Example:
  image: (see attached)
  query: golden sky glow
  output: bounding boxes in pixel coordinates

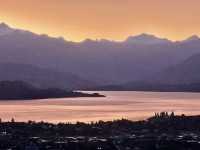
[0,0,200,41]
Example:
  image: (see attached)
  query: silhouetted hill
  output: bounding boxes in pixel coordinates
[92,53,200,91]
[154,54,200,85]
[0,63,95,90]
[90,52,200,92]
[0,81,104,100]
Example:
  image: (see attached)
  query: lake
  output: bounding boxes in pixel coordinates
[0,91,200,123]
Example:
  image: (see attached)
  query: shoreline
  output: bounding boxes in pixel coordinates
[0,92,105,101]
[0,113,198,124]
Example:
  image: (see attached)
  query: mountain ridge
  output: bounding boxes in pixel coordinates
[1,22,199,43]
[1,22,200,86]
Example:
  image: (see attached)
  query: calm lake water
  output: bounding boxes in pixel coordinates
[0,91,200,123]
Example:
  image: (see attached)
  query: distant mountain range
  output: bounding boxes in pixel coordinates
[1,22,200,90]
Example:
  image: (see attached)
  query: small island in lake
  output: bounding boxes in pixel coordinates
[0,81,105,100]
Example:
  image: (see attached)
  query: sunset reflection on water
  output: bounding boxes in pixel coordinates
[0,91,200,123]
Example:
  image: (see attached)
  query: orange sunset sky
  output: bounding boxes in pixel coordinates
[0,0,200,41]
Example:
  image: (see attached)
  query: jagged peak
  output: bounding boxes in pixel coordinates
[0,22,10,29]
[0,22,15,36]
[126,33,157,39]
[185,35,200,41]
[125,33,171,44]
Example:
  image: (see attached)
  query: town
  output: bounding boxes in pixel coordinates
[0,112,200,149]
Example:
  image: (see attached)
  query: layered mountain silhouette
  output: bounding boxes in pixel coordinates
[1,22,200,89]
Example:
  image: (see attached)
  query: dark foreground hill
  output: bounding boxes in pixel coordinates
[0,81,104,100]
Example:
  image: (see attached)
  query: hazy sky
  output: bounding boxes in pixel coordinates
[0,0,200,41]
